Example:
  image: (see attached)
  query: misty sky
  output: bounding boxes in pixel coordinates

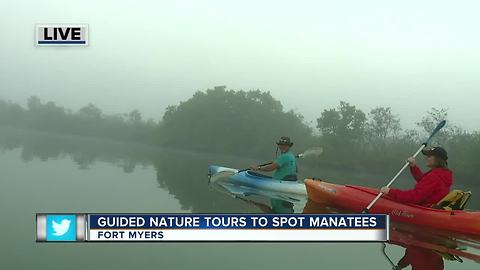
[1,0,479,130]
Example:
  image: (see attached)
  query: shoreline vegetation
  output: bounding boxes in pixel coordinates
[1,86,478,182]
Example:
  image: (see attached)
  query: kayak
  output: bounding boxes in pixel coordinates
[304,179,480,236]
[208,165,306,195]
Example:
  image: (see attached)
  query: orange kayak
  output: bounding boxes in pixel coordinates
[304,179,480,236]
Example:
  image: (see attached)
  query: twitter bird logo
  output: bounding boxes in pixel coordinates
[52,219,71,236]
[46,215,77,241]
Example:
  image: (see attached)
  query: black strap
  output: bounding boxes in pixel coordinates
[282,174,298,181]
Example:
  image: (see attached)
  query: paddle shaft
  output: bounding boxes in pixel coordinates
[362,120,446,213]
[259,154,301,167]
[364,145,425,212]
[238,154,304,173]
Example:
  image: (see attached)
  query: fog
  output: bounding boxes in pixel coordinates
[1,0,479,129]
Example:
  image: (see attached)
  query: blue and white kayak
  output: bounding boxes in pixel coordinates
[208,165,306,195]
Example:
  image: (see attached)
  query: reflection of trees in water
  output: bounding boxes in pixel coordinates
[152,150,256,213]
[0,129,23,152]
[0,127,154,171]
[0,127,254,213]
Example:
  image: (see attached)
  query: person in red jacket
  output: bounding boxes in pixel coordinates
[380,147,453,207]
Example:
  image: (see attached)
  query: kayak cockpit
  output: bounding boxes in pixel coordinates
[245,170,273,179]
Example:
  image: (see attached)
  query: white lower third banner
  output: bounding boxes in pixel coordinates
[88,229,387,242]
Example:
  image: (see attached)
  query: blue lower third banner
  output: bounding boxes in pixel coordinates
[37,214,389,242]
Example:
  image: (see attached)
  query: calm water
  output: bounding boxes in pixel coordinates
[0,127,478,269]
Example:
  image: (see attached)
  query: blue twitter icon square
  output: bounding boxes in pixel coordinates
[46,215,77,241]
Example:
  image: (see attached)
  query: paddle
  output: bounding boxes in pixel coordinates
[209,147,323,183]
[362,120,446,213]
[238,146,323,173]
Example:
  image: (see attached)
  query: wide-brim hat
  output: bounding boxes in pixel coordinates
[276,136,293,146]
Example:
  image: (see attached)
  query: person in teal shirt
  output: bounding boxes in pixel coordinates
[250,136,297,181]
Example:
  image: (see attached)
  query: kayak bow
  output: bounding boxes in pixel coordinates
[208,165,306,195]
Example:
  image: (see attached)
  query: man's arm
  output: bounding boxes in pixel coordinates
[257,163,278,172]
[250,155,285,172]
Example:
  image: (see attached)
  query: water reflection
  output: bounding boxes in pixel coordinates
[2,126,479,267]
[209,178,303,214]
[208,177,480,266]
[0,127,155,171]
[0,127,269,212]
[0,127,310,213]
[306,198,480,266]
[388,222,480,265]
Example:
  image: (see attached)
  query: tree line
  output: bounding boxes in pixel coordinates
[0,86,478,182]
[0,96,158,144]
